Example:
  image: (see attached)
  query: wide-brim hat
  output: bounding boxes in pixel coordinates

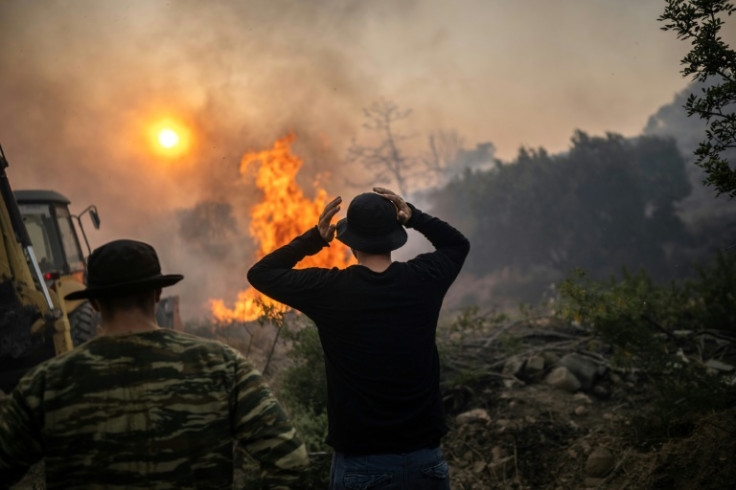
[65,239,183,300]
[336,192,407,254]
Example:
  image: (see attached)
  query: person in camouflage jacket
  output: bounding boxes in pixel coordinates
[0,239,308,489]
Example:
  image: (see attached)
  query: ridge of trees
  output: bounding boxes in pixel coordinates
[429,130,696,287]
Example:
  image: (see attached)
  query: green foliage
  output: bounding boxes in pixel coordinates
[253,300,291,376]
[271,318,331,487]
[555,253,736,440]
[660,0,736,198]
[686,249,736,330]
[280,324,328,421]
[557,268,684,370]
[498,332,524,357]
[450,305,507,337]
[276,320,331,473]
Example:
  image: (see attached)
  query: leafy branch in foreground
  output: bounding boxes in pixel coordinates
[660,0,736,197]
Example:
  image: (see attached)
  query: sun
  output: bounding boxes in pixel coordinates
[148,118,192,158]
[158,128,180,149]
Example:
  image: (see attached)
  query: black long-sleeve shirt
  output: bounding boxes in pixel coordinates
[247,204,470,454]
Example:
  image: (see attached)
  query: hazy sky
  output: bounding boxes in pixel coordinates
[0,0,722,317]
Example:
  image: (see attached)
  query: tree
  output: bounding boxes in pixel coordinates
[660,0,736,198]
[430,131,692,283]
[422,130,464,185]
[347,99,416,196]
[347,100,473,194]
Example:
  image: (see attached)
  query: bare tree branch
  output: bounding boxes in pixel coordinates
[347,99,416,196]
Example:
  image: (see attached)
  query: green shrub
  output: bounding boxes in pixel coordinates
[279,324,328,446]
[277,321,331,488]
[555,252,736,442]
[686,249,736,333]
[244,308,328,445]
[557,267,683,370]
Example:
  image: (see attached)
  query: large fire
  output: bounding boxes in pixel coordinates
[209,134,355,322]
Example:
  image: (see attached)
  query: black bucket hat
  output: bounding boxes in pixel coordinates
[65,239,183,300]
[336,193,407,254]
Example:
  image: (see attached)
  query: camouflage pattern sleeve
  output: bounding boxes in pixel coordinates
[229,351,310,489]
[0,368,44,486]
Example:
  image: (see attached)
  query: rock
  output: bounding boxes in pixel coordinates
[584,477,606,488]
[503,377,524,389]
[503,355,525,377]
[585,447,615,478]
[592,384,612,400]
[545,366,581,393]
[573,393,592,404]
[524,354,546,379]
[543,351,560,366]
[456,408,491,425]
[596,363,608,377]
[557,353,601,390]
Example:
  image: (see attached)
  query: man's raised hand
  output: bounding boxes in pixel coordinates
[373,187,412,225]
[318,196,342,242]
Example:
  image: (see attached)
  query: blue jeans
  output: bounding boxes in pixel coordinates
[329,446,450,490]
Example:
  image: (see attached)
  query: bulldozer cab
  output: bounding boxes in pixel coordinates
[15,191,87,279]
[15,190,101,346]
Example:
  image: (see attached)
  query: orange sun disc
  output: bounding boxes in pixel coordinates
[158,128,180,148]
[148,118,191,158]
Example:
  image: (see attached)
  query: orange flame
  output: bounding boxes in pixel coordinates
[209,134,355,322]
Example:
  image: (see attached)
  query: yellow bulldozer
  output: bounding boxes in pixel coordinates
[14,189,101,347]
[0,146,78,393]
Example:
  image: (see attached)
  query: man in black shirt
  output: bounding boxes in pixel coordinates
[248,187,469,489]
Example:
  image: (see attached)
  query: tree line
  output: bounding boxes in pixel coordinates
[427,130,705,291]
